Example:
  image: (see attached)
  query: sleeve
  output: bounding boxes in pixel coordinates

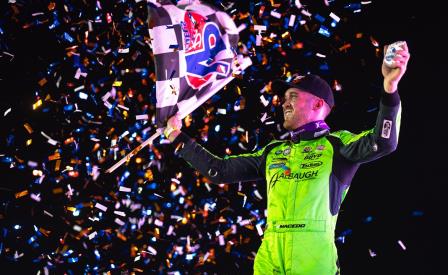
[171,132,281,184]
[330,90,402,163]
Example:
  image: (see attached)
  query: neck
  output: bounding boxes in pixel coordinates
[293,120,328,133]
[296,114,325,129]
[289,120,330,142]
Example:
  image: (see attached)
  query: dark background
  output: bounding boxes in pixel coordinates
[336,2,445,274]
[1,0,445,274]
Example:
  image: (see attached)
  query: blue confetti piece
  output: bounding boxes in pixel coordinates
[340,228,352,236]
[28,236,36,244]
[412,210,424,217]
[318,26,331,37]
[64,104,74,111]
[1,156,13,163]
[68,257,78,263]
[283,18,290,29]
[319,63,330,71]
[48,21,59,30]
[229,135,238,145]
[345,3,362,11]
[314,14,325,23]
[336,236,345,243]
[85,112,94,119]
[63,249,74,257]
[63,32,74,43]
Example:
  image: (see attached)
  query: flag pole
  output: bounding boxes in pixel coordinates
[105,129,163,173]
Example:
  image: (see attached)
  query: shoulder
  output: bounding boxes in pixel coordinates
[226,140,285,159]
[329,129,374,145]
[261,139,286,155]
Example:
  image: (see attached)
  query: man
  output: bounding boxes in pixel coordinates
[163,42,410,274]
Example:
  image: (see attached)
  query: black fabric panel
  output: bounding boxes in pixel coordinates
[327,135,359,215]
[175,133,265,184]
[329,174,347,216]
[327,135,360,185]
[156,104,178,127]
[154,51,180,81]
[147,3,174,27]
[178,76,197,102]
[174,24,185,51]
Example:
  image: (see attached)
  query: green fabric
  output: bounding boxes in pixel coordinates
[330,129,373,145]
[254,137,339,274]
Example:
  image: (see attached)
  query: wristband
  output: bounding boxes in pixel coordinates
[164,127,177,138]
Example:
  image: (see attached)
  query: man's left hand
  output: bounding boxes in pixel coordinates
[382,41,411,93]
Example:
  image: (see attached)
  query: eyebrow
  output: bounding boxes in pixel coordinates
[285,91,298,97]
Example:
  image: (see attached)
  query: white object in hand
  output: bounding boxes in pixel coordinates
[384,41,405,67]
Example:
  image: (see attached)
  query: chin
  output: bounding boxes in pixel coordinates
[283,121,294,131]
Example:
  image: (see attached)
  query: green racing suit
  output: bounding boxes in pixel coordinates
[171,91,401,274]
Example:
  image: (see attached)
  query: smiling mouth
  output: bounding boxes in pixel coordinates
[284,110,293,117]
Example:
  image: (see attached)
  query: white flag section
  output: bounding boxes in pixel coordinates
[106,0,251,173]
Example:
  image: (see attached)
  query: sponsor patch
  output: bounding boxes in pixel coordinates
[316,145,325,151]
[300,161,323,169]
[302,146,312,153]
[269,163,286,170]
[272,157,287,162]
[381,119,392,139]
[278,223,305,229]
[283,146,291,156]
[304,153,322,160]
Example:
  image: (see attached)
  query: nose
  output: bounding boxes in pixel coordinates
[282,98,291,109]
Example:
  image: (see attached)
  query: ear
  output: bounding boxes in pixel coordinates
[313,99,324,110]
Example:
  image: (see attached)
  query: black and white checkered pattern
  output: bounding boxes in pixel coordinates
[147,0,247,127]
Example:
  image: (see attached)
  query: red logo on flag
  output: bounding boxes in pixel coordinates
[183,11,230,90]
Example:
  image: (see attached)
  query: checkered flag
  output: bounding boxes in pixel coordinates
[105,1,251,173]
[147,0,251,127]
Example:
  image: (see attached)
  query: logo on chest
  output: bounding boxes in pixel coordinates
[300,161,323,169]
[304,153,322,160]
[269,170,319,190]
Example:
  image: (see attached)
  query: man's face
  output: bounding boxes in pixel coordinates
[282,88,314,130]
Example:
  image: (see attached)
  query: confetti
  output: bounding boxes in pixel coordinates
[94,203,108,212]
[0,0,414,273]
[4,108,12,116]
[397,240,407,250]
